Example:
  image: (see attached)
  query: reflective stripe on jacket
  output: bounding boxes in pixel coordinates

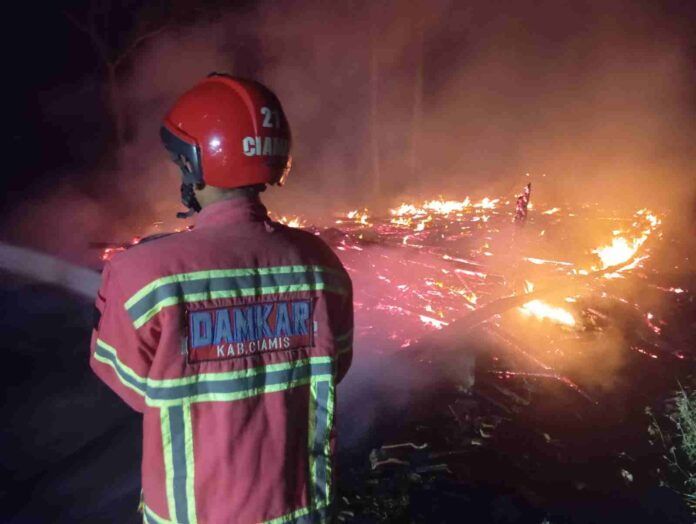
[90,195,353,524]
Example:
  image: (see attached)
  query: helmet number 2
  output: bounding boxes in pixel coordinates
[260,107,281,129]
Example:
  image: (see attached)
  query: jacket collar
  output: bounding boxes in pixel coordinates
[194,195,269,229]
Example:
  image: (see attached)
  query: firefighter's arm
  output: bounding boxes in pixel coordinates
[335,272,354,384]
[90,262,153,412]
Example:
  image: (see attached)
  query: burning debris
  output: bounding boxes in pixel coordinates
[95,187,688,376]
[92,186,695,521]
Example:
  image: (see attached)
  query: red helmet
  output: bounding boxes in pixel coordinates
[161,74,292,190]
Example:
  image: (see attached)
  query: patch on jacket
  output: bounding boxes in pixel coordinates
[186,299,315,362]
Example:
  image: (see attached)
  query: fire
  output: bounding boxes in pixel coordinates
[520,299,577,327]
[96,197,671,374]
[390,216,413,227]
[389,196,500,218]
[591,209,660,270]
[415,216,433,232]
[275,215,306,228]
[344,209,371,225]
[423,197,471,214]
[419,314,449,329]
[391,198,472,217]
[593,236,646,269]
[473,197,499,209]
[519,281,576,327]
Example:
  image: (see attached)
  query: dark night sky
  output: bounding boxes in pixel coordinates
[9,2,116,205]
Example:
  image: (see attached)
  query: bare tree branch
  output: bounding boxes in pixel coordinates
[62,10,92,38]
[62,10,110,66]
[113,23,170,69]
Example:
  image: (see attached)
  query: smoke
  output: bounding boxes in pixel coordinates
[2,0,693,436]
[91,0,696,231]
[5,0,694,259]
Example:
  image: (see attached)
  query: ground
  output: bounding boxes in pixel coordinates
[1,200,695,522]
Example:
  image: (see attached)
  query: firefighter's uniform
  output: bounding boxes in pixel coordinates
[90,75,353,524]
[91,73,353,524]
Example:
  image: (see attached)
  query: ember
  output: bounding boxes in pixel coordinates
[519,299,576,327]
[98,193,671,354]
[591,209,661,270]
[92,189,694,521]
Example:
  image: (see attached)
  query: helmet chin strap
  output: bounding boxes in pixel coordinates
[177,182,202,219]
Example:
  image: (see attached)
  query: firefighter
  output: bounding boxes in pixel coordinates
[90,73,353,524]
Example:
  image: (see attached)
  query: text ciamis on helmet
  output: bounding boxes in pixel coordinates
[160,73,292,216]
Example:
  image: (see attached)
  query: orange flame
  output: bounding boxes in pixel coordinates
[520,299,577,327]
[591,209,660,270]
[519,281,576,327]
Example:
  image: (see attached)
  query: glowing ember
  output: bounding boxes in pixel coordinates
[390,198,472,217]
[415,216,433,232]
[593,236,646,269]
[419,314,449,329]
[473,197,499,209]
[524,257,574,266]
[519,299,576,327]
[344,209,371,225]
[591,209,660,270]
[542,207,561,215]
[519,282,576,326]
[275,215,306,228]
[95,195,680,398]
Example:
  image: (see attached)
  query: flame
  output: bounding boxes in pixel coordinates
[391,197,472,217]
[524,257,574,267]
[591,210,660,270]
[419,314,449,329]
[415,215,433,232]
[520,299,576,327]
[390,196,502,217]
[390,216,413,227]
[593,236,647,269]
[276,215,306,228]
[345,209,370,225]
[473,197,499,209]
[519,280,576,326]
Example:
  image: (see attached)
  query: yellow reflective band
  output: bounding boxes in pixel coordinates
[94,339,146,397]
[307,379,319,508]
[143,505,173,524]
[261,504,325,524]
[146,375,332,408]
[146,356,332,389]
[160,409,178,523]
[324,381,336,505]
[182,403,198,524]
[125,265,345,310]
[132,282,345,329]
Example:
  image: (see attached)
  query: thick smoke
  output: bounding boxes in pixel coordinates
[100,0,696,231]
[6,0,695,261]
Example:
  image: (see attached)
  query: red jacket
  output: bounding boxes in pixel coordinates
[90,196,353,524]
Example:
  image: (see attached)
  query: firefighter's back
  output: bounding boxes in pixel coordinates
[94,197,352,524]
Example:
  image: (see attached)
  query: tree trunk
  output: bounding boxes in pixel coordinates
[368,7,381,199]
[410,19,424,180]
[106,63,126,148]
